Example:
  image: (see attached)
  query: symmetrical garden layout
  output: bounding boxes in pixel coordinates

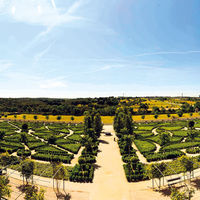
[1,119,200,185]
[119,120,200,183]
[0,121,98,182]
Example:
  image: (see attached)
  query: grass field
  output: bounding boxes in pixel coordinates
[3,112,200,124]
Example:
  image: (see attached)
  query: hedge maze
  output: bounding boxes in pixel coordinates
[114,108,200,182]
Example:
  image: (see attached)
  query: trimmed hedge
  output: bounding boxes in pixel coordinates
[134,140,156,154]
[17,149,31,157]
[162,142,200,151]
[146,151,185,162]
[69,164,94,183]
[78,155,96,164]
[31,153,73,164]
[57,143,81,154]
[123,162,146,182]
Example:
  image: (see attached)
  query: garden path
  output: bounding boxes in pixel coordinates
[152,128,158,135]
[90,125,131,200]
[132,141,148,164]
[154,142,161,153]
[8,125,171,200]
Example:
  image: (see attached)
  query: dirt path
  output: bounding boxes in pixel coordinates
[152,128,158,135]
[154,142,161,153]
[90,125,131,200]
[7,125,174,200]
[132,141,148,164]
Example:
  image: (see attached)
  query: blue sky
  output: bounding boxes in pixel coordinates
[0,0,200,97]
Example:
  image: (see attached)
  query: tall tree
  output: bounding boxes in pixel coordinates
[21,159,34,185]
[93,113,103,137]
[84,112,93,132]
[0,175,11,199]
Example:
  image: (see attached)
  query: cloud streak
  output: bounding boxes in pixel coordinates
[134,50,200,57]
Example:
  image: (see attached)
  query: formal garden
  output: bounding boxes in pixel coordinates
[114,109,200,187]
[0,112,103,188]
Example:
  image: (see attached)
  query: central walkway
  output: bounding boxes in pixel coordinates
[8,125,171,200]
[90,125,130,200]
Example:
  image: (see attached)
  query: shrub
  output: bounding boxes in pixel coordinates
[69,164,94,183]
[146,151,185,162]
[134,140,156,154]
[17,149,31,157]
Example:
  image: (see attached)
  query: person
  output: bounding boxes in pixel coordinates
[114,137,115,141]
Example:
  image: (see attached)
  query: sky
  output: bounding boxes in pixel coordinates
[0,0,200,98]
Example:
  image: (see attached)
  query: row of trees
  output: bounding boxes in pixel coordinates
[0,158,45,200]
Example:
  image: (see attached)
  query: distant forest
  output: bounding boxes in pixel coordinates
[0,97,200,116]
[0,97,119,116]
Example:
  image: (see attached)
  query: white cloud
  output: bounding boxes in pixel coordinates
[39,78,67,89]
[0,0,85,27]
[51,0,56,9]
[97,65,124,71]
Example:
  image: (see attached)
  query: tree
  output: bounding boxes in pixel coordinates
[146,163,166,189]
[81,135,93,153]
[170,187,194,200]
[20,132,28,144]
[124,112,133,134]
[178,156,194,181]
[188,121,195,130]
[84,112,93,132]
[167,113,171,118]
[21,159,34,185]
[22,123,28,132]
[0,131,5,140]
[176,110,183,117]
[48,135,56,144]
[24,184,45,200]
[52,162,66,192]
[154,114,158,119]
[124,135,132,155]
[57,116,61,121]
[93,113,103,137]
[71,116,74,122]
[33,115,38,121]
[0,175,11,199]
[160,132,170,146]
[45,115,49,121]
[113,112,124,133]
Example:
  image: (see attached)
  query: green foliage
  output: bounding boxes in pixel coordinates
[17,149,31,157]
[123,162,146,182]
[160,132,170,146]
[146,151,184,162]
[24,184,45,200]
[170,187,194,200]
[0,175,11,199]
[162,142,200,151]
[31,153,73,164]
[57,143,81,154]
[21,159,34,184]
[134,140,156,154]
[69,164,94,183]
